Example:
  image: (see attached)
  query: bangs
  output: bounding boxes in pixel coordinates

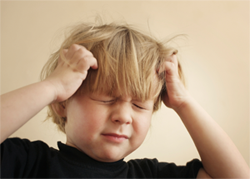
[79,27,165,101]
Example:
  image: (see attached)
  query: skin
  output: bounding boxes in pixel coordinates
[64,91,154,162]
[160,54,250,178]
[1,44,249,178]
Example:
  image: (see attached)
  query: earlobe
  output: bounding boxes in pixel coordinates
[51,102,67,117]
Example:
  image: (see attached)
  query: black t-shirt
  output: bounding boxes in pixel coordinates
[1,138,203,178]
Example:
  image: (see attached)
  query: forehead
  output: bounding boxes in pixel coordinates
[80,77,160,105]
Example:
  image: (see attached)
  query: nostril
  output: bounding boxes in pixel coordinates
[110,106,132,124]
[112,118,131,125]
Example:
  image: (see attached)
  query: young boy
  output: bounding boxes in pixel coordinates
[1,22,249,178]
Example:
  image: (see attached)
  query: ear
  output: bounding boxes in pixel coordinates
[51,102,67,118]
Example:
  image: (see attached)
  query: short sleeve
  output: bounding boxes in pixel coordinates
[157,159,203,178]
[128,158,203,178]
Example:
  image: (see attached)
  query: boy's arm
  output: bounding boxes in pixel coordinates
[176,96,249,178]
[1,81,56,143]
[0,44,98,144]
[159,54,250,178]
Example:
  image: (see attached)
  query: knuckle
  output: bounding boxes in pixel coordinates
[169,56,175,63]
[77,47,86,54]
[165,54,177,63]
[81,57,88,65]
[78,47,93,57]
[164,61,176,71]
[70,44,80,51]
[63,49,68,54]
[78,62,90,73]
[83,56,93,66]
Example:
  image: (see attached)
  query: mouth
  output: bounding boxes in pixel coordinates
[102,133,129,143]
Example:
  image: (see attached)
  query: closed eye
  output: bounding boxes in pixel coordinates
[90,96,116,104]
[133,103,145,110]
[101,99,116,104]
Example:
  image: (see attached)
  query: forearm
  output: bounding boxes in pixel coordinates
[175,97,250,178]
[0,81,56,143]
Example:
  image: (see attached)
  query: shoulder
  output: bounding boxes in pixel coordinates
[1,137,57,155]
[1,137,49,147]
[1,137,58,178]
[127,158,203,178]
[1,137,59,160]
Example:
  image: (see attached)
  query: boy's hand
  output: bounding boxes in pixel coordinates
[45,44,98,102]
[158,54,190,111]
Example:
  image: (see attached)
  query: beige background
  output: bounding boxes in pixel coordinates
[1,1,249,166]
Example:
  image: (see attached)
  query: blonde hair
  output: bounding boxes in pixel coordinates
[40,21,185,133]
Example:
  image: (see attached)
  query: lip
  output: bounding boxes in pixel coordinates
[102,133,129,143]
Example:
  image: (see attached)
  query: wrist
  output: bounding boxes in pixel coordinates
[40,80,59,103]
[173,95,196,114]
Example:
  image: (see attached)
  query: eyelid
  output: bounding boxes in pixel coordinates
[133,103,145,109]
[132,100,153,111]
[89,97,115,103]
[101,99,116,103]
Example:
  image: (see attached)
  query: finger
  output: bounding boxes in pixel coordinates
[58,49,68,65]
[69,45,94,63]
[62,49,69,61]
[71,47,92,64]
[158,54,178,75]
[165,54,178,72]
[158,61,175,75]
[66,44,82,60]
[89,57,98,69]
[64,44,98,71]
[162,61,178,77]
[79,55,98,70]
[70,53,98,73]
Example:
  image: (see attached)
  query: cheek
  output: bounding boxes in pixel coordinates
[132,115,152,142]
[140,121,151,137]
[66,103,107,136]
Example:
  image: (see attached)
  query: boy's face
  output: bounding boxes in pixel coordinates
[64,90,154,162]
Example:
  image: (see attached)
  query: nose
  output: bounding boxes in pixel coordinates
[110,102,132,125]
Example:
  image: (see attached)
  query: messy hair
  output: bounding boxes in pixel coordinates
[40,21,185,133]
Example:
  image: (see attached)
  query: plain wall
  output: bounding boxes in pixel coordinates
[1,1,249,165]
